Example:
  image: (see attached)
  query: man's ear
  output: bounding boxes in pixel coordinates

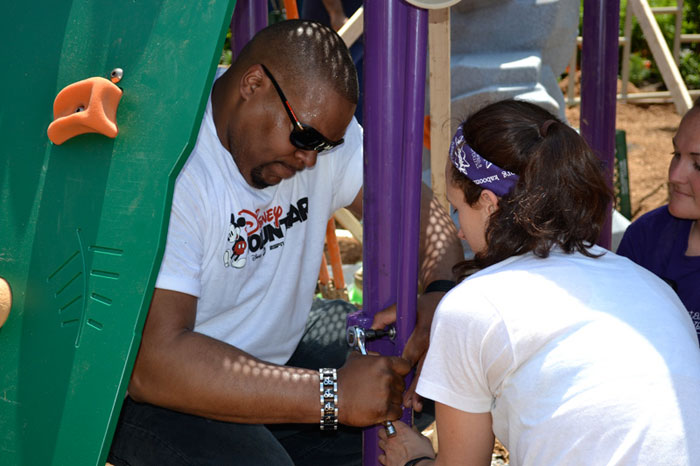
[239,64,266,101]
[479,189,499,215]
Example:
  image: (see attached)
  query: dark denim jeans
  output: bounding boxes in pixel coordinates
[107,299,362,466]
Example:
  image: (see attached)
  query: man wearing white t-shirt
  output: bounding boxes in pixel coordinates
[107,20,462,466]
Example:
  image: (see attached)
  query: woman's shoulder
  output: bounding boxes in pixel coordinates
[443,256,540,311]
[631,204,674,227]
[622,204,690,247]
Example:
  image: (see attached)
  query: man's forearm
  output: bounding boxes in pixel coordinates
[129,287,409,428]
[129,329,321,424]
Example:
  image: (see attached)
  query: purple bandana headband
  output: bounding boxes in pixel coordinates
[449,125,519,197]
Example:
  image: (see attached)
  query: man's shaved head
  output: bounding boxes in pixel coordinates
[234,20,358,105]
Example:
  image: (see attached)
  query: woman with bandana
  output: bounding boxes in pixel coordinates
[377,100,700,466]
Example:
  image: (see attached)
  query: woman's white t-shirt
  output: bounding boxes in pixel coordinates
[418,246,700,465]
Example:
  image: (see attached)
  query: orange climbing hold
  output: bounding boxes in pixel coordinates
[47,77,123,145]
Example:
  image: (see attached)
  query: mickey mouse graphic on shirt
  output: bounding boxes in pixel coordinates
[223,214,247,269]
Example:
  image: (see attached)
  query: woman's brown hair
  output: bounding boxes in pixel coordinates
[451,100,613,277]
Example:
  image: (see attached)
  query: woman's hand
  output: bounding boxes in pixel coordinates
[371,292,445,412]
[377,420,435,466]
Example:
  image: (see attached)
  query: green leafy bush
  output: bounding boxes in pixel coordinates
[680,48,700,88]
[628,52,654,85]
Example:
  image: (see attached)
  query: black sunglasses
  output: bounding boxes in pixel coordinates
[261,64,344,153]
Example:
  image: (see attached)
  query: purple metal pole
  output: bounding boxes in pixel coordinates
[580,0,620,249]
[230,0,268,60]
[358,0,407,347]
[395,4,428,425]
[357,0,407,464]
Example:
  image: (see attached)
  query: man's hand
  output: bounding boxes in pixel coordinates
[370,292,446,412]
[337,352,412,426]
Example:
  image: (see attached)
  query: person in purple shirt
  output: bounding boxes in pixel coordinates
[617,97,700,344]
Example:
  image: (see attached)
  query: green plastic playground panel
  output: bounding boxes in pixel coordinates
[0,1,236,464]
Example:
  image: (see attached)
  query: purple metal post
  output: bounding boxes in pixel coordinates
[358,0,410,464]
[580,0,620,249]
[359,0,407,351]
[395,4,428,424]
[230,0,268,59]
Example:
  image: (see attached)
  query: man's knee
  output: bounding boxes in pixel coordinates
[288,299,357,369]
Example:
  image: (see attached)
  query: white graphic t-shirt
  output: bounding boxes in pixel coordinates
[156,70,363,364]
